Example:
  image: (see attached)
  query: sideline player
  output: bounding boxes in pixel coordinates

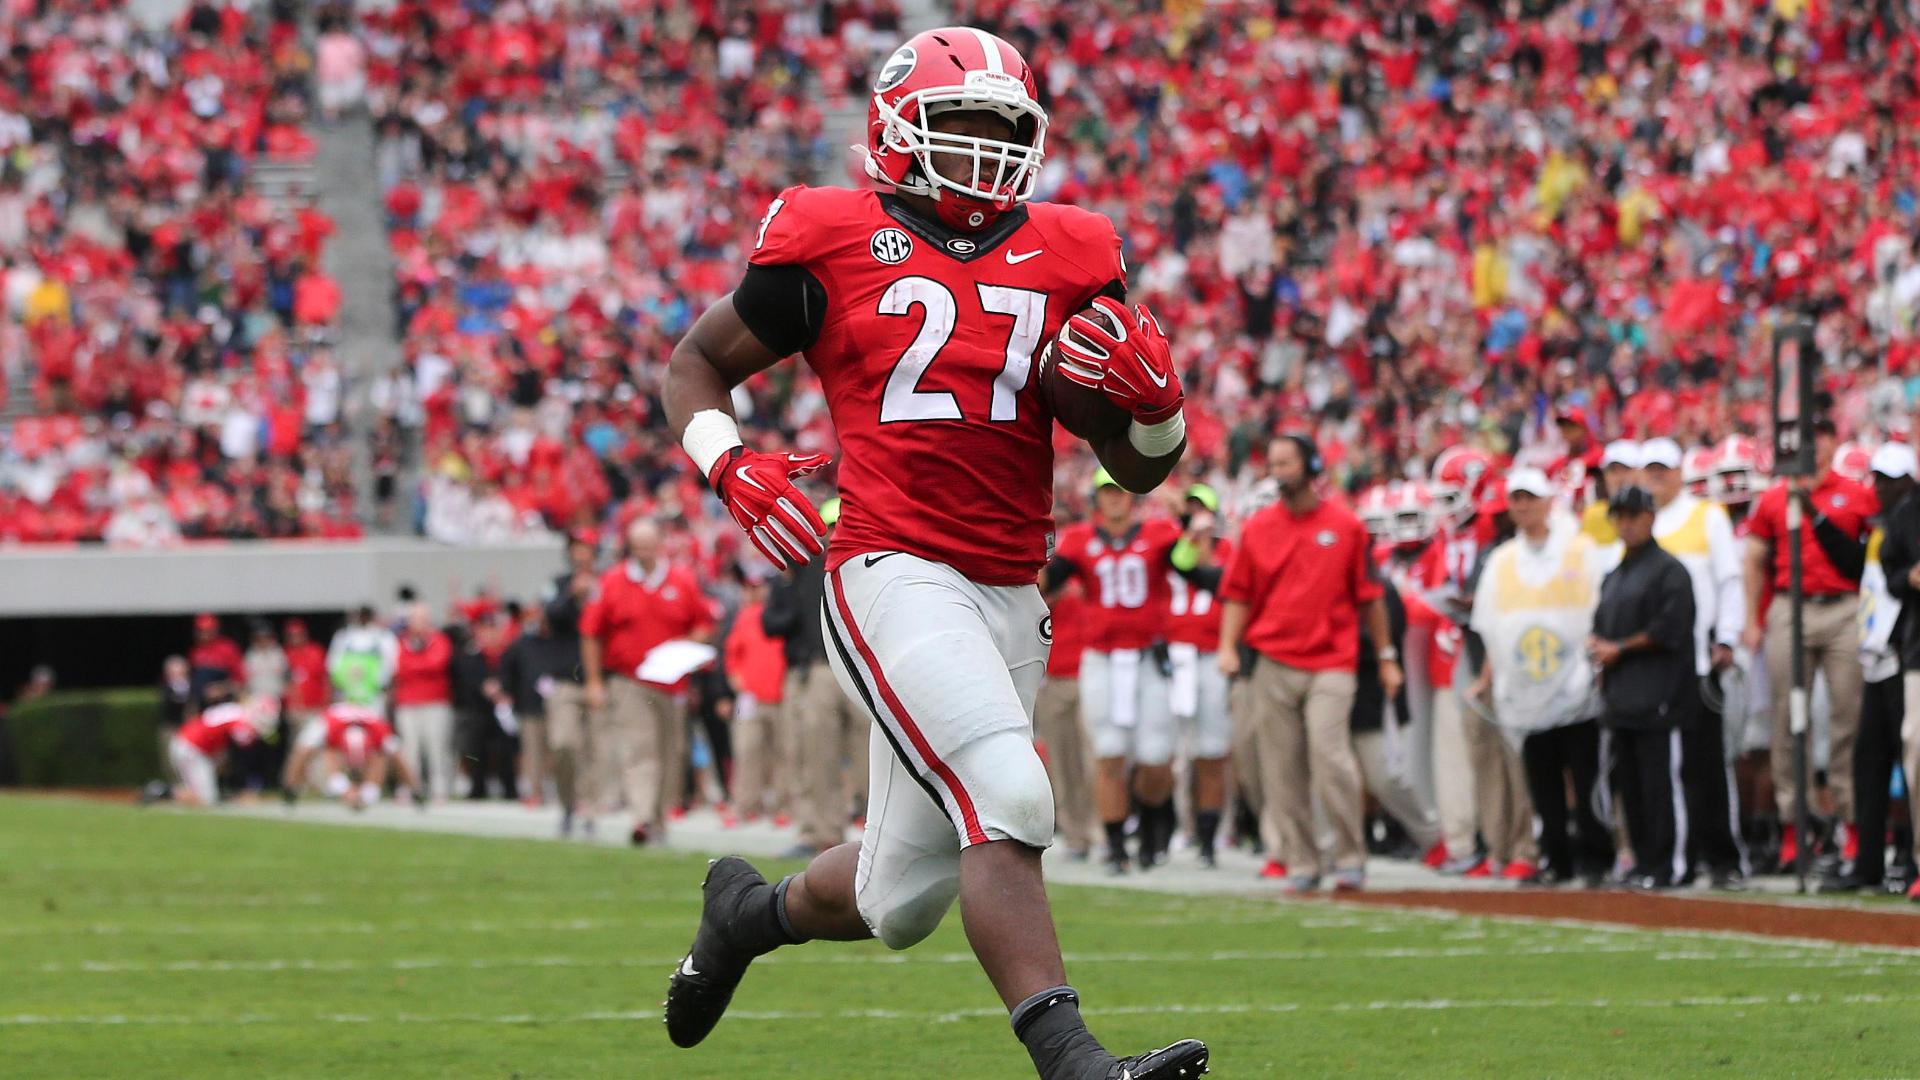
[282,700,422,809]
[660,28,1207,1079]
[1044,471,1180,873]
[168,697,279,806]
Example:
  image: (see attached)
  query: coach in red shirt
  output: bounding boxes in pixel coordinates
[1741,419,1877,851]
[582,518,714,845]
[1218,434,1399,892]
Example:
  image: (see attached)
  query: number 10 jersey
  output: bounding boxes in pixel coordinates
[743,185,1125,586]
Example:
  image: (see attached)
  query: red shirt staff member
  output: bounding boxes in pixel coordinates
[582,517,715,846]
[1741,417,1877,863]
[392,604,455,802]
[1217,434,1398,893]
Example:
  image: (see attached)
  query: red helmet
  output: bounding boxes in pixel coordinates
[1356,484,1394,540]
[1385,481,1438,547]
[1833,441,1874,483]
[1431,446,1495,528]
[864,28,1048,232]
[1714,435,1765,504]
[1683,446,1720,499]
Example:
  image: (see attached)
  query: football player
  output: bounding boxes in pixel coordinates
[660,27,1207,1080]
[1042,471,1214,874]
[282,700,421,809]
[167,697,279,806]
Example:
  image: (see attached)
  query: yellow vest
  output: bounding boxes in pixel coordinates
[1581,500,1616,545]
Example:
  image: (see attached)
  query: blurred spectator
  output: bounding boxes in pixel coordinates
[453,612,518,801]
[723,570,786,824]
[392,602,454,801]
[329,605,398,709]
[581,518,714,846]
[188,613,244,706]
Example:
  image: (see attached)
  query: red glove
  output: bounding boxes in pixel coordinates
[707,447,831,568]
[1051,297,1182,424]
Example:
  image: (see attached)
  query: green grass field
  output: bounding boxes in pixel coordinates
[3,795,1917,1078]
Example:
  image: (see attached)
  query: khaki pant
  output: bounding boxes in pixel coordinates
[1248,659,1363,875]
[517,715,548,801]
[789,663,861,849]
[1229,675,1272,851]
[601,677,682,833]
[1430,688,1479,859]
[1767,596,1864,820]
[1904,672,1920,854]
[545,681,592,814]
[1033,675,1100,852]
[730,691,786,819]
[1468,701,1537,865]
[395,702,454,801]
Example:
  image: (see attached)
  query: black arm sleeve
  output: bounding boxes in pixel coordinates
[1173,562,1225,593]
[1809,510,1867,583]
[732,263,828,357]
[1040,555,1077,595]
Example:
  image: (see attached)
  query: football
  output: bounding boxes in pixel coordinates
[1038,301,1132,442]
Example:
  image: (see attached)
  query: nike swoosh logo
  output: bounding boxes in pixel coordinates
[735,465,767,493]
[1005,249,1042,264]
[1144,364,1169,389]
[863,553,901,568]
[679,956,700,977]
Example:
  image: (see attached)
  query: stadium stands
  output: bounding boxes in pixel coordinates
[0,0,359,544]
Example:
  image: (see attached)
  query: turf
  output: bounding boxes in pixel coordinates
[3,795,1915,1079]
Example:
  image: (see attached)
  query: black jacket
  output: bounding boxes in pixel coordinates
[1878,489,1920,670]
[763,555,829,668]
[497,631,580,715]
[1593,541,1697,730]
[1350,579,1407,733]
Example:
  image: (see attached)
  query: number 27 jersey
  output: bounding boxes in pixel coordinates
[747,185,1125,586]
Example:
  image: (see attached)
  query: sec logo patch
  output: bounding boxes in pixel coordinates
[871,228,913,265]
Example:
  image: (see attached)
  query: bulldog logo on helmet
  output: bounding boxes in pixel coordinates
[874,46,916,93]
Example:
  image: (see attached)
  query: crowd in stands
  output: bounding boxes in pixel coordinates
[360,0,901,545]
[0,0,359,545]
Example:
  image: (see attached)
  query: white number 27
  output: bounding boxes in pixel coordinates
[877,277,1046,424]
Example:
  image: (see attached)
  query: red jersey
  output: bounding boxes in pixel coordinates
[391,630,452,707]
[177,702,259,755]
[323,703,398,760]
[1746,474,1879,596]
[1045,590,1089,678]
[1051,518,1183,652]
[749,186,1125,586]
[1167,536,1231,650]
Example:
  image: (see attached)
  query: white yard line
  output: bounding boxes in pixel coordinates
[6,992,1918,1027]
[33,941,1912,976]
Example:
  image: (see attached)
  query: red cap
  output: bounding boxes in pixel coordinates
[283,617,307,636]
[1555,406,1590,430]
[194,612,218,631]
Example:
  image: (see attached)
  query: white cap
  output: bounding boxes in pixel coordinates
[1639,437,1683,470]
[1600,440,1642,469]
[1870,441,1918,480]
[1506,466,1555,498]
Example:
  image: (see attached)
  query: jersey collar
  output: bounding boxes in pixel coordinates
[1094,522,1142,548]
[879,194,1031,263]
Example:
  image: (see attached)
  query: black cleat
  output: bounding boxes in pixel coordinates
[663,856,769,1048]
[1110,1039,1210,1078]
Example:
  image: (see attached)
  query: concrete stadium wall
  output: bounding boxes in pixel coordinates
[0,539,564,617]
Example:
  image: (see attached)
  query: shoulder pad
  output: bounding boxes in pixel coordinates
[749,186,873,268]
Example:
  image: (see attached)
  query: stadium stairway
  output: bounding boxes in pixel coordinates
[819,0,946,179]
[310,114,404,533]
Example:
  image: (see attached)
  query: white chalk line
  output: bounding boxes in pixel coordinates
[6,992,1918,1028]
[31,942,1910,976]
[1335,900,1920,957]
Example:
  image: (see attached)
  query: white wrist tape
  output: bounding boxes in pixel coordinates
[1127,410,1186,458]
[682,409,745,476]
